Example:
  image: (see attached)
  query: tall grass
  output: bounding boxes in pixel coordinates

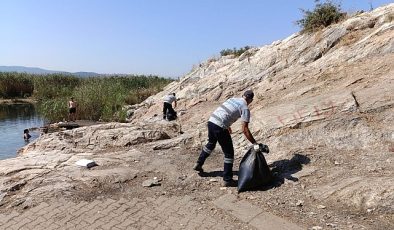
[73,78,128,121]
[33,74,81,99]
[0,72,34,98]
[0,73,172,122]
[37,98,69,122]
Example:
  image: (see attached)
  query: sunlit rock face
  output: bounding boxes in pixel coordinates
[128,4,394,211]
[1,4,393,214]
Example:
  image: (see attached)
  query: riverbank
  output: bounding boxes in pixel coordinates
[0,98,36,104]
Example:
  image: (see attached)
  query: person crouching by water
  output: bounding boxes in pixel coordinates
[68,97,77,122]
[23,129,31,141]
[163,93,177,120]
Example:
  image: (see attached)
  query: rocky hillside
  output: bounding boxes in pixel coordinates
[1,3,393,229]
[130,2,394,223]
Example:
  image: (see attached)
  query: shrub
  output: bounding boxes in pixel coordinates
[220,46,251,57]
[296,0,346,33]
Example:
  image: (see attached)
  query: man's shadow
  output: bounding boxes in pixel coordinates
[198,170,239,177]
[197,153,310,191]
[267,153,310,188]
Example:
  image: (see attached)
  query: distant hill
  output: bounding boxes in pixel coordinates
[0,66,99,77]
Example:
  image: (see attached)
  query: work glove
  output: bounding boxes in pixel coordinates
[254,143,269,153]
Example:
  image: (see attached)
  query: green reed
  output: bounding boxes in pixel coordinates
[0,72,34,98]
[0,72,172,122]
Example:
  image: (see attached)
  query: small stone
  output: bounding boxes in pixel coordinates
[367,208,373,213]
[75,159,97,168]
[326,223,337,227]
[317,205,326,209]
[334,161,340,165]
[209,178,219,182]
[0,192,6,203]
[142,178,161,187]
[296,200,304,207]
[219,187,227,190]
[311,226,322,230]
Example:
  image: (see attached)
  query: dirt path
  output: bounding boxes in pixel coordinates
[57,142,392,229]
[1,130,392,229]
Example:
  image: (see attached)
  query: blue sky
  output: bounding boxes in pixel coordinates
[0,0,392,78]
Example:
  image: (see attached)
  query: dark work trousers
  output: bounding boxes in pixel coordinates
[197,121,234,181]
[163,102,175,119]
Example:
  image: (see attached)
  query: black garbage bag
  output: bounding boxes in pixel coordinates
[238,145,273,193]
[167,111,177,121]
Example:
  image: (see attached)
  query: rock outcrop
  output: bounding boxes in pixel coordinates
[1,3,393,228]
[130,4,394,213]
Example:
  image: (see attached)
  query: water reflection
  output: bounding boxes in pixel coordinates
[0,103,45,160]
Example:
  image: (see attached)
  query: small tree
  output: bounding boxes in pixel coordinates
[296,0,345,33]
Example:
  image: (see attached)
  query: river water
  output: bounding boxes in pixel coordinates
[0,103,45,160]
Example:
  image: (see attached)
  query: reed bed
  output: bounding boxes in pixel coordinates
[0,72,172,122]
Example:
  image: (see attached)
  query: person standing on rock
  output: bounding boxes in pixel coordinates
[193,89,260,187]
[162,93,177,120]
[68,97,77,122]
